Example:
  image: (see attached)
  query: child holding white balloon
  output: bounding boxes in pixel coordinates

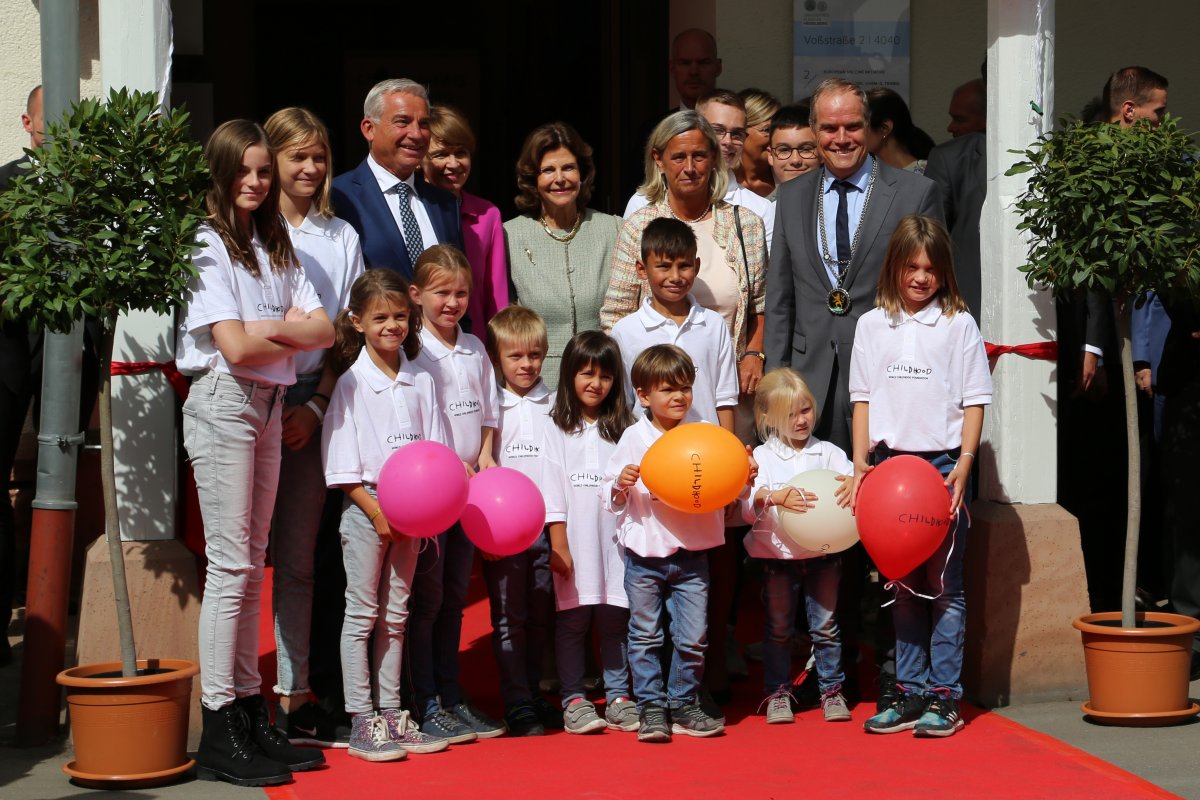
[605,344,755,743]
[545,330,638,735]
[848,215,992,738]
[482,306,568,737]
[743,368,854,725]
[407,245,506,743]
[322,269,451,762]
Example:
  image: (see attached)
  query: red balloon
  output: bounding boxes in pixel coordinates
[855,455,952,580]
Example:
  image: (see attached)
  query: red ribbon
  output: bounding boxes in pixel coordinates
[984,341,1058,362]
[110,360,189,400]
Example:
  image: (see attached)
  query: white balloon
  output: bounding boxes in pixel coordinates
[776,469,859,555]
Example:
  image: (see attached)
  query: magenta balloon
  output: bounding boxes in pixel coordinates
[460,467,546,556]
[376,440,468,538]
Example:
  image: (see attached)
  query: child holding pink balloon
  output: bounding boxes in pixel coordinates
[406,245,507,743]
[481,306,568,737]
[848,215,992,738]
[744,367,855,725]
[322,269,451,762]
[545,330,638,735]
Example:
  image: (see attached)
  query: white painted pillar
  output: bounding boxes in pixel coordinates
[98,0,177,541]
[979,0,1057,504]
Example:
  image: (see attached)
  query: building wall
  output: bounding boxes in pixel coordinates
[0,0,102,163]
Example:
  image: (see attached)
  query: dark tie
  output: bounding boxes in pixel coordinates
[833,180,853,263]
[394,180,425,265]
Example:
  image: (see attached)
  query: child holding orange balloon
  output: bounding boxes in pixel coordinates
[743,368,854,725]
[322,269,450,762]
[848,215,992,738]
[545,330,638,735]
[481,306,568,737]
[604,344,755,743]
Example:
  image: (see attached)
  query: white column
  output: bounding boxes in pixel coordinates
[98,0,177,540]
[979,0,1056,504]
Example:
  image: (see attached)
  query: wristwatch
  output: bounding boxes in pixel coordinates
[741,350,766,362]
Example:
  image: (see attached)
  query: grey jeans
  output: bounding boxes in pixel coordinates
[183,371,284,710]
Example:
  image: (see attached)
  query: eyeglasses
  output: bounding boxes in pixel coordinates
[770,144,819,160]
[709,124,748,143]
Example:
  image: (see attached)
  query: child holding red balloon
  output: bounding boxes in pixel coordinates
[482,306,568,737]
[744,368,854,725]
[322,269,451,762]
[407,246,506,743]
[545,330,638,735]
[605,344,755,743]
[848,215,992,738]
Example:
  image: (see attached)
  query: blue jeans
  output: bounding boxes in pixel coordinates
[624,549,709,710]
[408,523,476,716]
[481,530,553,708]
[556,603,630,707]
[882,449,968,699]
[761,556,844,694]
[270,373,325,696]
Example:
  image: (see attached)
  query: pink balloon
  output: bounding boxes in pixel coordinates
[460,467,546,556]
[377,440,468,538]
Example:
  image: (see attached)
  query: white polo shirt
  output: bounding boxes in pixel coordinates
[494,380,566,524]
[413,326,499,466]
[741,436,853,560]
[177,225,323,386]
[602,417,727,558]
[622,175,775,255]
[286,210,364,375]
[321,347,445,487]
[366,154,439,253]
[610,295,738,424]
[543,420,627,610]
[848,301,993,453]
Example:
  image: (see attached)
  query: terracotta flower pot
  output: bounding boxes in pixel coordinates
[57,658,199,789]
[1071,611,1200,726]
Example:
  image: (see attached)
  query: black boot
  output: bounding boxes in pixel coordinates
[197,703,292,787]
[237,694,326,771]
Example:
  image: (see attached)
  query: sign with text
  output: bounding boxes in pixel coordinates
[793,0,911,102]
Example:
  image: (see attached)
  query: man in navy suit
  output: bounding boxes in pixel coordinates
[332,78,462,278]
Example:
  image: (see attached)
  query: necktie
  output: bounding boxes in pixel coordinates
[833,180,853,264]
[394,180,425,265]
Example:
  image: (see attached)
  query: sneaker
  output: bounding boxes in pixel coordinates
[821,689,852,722]
[670,702,724,738]
[277,700,350,748]
[637,705,672,743]
[419,708,477,745]
[380,708,450,754]
[605,697,640,732]
[863,691,927,734]
[563,699,607,734]
[913,696,965,738]
[504,703,545,737]
[875,670,899,713]
[698,687,727,725]
[531,694,565,730]
[762,688,795,724]
[450,703,506,739]
[348,713,407,762]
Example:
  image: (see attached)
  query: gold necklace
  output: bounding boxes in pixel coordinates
[542,212,582,243]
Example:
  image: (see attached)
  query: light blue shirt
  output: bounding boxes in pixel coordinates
[817,155,875,287]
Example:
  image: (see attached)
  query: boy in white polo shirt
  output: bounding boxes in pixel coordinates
[609,217,739,432]
[604,344,755,744]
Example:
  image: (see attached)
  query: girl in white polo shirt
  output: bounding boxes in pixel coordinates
[178,120,334,786]
[848,215,992,740]
[263,107,364,747]
[322,269,449,762]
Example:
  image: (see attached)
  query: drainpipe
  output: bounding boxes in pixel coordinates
[16,0,83,748]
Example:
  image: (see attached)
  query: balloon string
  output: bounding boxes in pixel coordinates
[750,483,826,559]
[880,503,969,606]
[413,534,442,575]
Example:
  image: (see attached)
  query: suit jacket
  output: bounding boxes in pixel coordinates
[331,158,463,279]
[924,132,984,319]
[764,159,942,430]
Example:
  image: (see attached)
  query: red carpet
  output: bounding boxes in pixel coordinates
[251,567,1180,800]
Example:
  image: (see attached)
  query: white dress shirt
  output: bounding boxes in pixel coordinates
[366,154,439,250]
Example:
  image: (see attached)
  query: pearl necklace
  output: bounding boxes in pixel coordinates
[666,202,712,224]
[542,212,582,243]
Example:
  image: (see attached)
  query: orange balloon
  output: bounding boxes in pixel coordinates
[640,423,750,514]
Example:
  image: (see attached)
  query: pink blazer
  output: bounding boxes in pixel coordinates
[460,191,510,334]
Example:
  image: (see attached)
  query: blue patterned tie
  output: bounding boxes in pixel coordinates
[394,180,425,265]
